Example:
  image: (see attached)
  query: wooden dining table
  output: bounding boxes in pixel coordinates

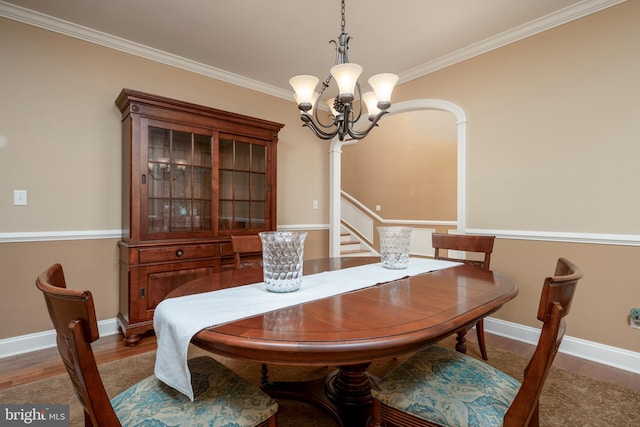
[165,257,518,427]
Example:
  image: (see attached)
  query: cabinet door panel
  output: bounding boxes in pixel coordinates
[251,144,266,173]
[218,135,271,232]
[234,171,250,199]
[250,201,266,228]
[138,261,219,319]
[143,119,215,239]
[172,166,193,199]
[251,173,266,201]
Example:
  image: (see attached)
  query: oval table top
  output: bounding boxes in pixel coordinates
[167,257,518,366]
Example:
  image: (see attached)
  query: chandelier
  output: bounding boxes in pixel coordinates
[290,0,398,141]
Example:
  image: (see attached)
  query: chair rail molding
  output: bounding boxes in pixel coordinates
[0,229,121,243]
[465,228,640,246]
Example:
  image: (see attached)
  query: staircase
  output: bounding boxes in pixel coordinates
[340,227,377,257]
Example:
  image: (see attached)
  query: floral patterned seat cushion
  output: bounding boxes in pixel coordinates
[371,345,521,427]
[111,356,277,427]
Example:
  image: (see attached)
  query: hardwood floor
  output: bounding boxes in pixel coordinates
[0,331,157,390]
[483,333,640,392]
[1,331,639,392]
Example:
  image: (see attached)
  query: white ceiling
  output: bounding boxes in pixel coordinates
[0,0,624,99]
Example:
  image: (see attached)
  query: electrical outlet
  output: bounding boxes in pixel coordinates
[313,200,318,209]
[630,308,640,329]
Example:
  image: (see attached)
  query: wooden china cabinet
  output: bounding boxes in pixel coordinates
[116,89,283,345]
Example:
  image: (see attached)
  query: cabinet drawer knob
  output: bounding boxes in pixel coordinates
[175,249,184,257]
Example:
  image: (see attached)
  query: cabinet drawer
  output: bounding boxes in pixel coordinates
[139,244,217,263]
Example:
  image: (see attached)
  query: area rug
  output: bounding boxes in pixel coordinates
[1,343,638,426]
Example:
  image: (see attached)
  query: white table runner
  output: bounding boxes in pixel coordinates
[154,257,460,400]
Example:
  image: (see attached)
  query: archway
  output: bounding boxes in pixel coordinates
[327,99,467,256]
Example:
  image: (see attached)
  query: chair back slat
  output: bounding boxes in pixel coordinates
[505,258,583,426]
[432,233,495,271]
[231,235,263,269]
[504,302,564,426]
[36,264,121,426]
[537,257,582,321]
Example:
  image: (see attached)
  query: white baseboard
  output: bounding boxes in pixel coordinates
[0,319,120,358]
[484,317,640,375]
[2,317,639,376]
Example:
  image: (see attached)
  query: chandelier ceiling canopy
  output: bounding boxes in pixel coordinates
[290,0,398,141]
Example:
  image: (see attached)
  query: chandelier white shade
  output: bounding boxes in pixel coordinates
[330,63,363,101]
[368,73,399,108]
[361,91,381,119]
[290,0,398,141]
[289,75,319,106]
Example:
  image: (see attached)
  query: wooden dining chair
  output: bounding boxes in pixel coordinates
[432,232,496,360]
[231,235,264,269]
[370,257,583,427]
[36,263,278,427]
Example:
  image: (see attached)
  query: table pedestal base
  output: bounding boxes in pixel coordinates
[261,363,376,427]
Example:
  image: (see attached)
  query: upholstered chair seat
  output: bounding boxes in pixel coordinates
[112,356,278,427]
[370,257,583,427]
[371,345,520,426]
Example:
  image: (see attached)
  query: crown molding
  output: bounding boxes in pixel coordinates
[399,0,627,83]
[0,0,292,101]
[0,0,626,94]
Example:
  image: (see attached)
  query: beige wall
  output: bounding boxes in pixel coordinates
[0,17,328,338]
[492,239,639,351]
[392,1,640,235]
[342,110,457,220]
[345,0,640,354]
[0,239,120,336]
[1,1,640,356]
[0,18,328,232]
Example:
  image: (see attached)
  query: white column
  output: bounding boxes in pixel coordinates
[328,139,344,257]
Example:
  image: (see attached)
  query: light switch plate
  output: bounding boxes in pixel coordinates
[13,189,27,206]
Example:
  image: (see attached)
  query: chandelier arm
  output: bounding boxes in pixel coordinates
[301,119,339,140]
[311,78,339,130]
[345,111,389,140]
[349,82,363,123]
[330,39,342,68]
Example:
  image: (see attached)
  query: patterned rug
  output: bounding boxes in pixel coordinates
[1,341,638,426]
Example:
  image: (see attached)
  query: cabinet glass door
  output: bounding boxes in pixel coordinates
[146,122,213,236]
[219,135,267,231]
